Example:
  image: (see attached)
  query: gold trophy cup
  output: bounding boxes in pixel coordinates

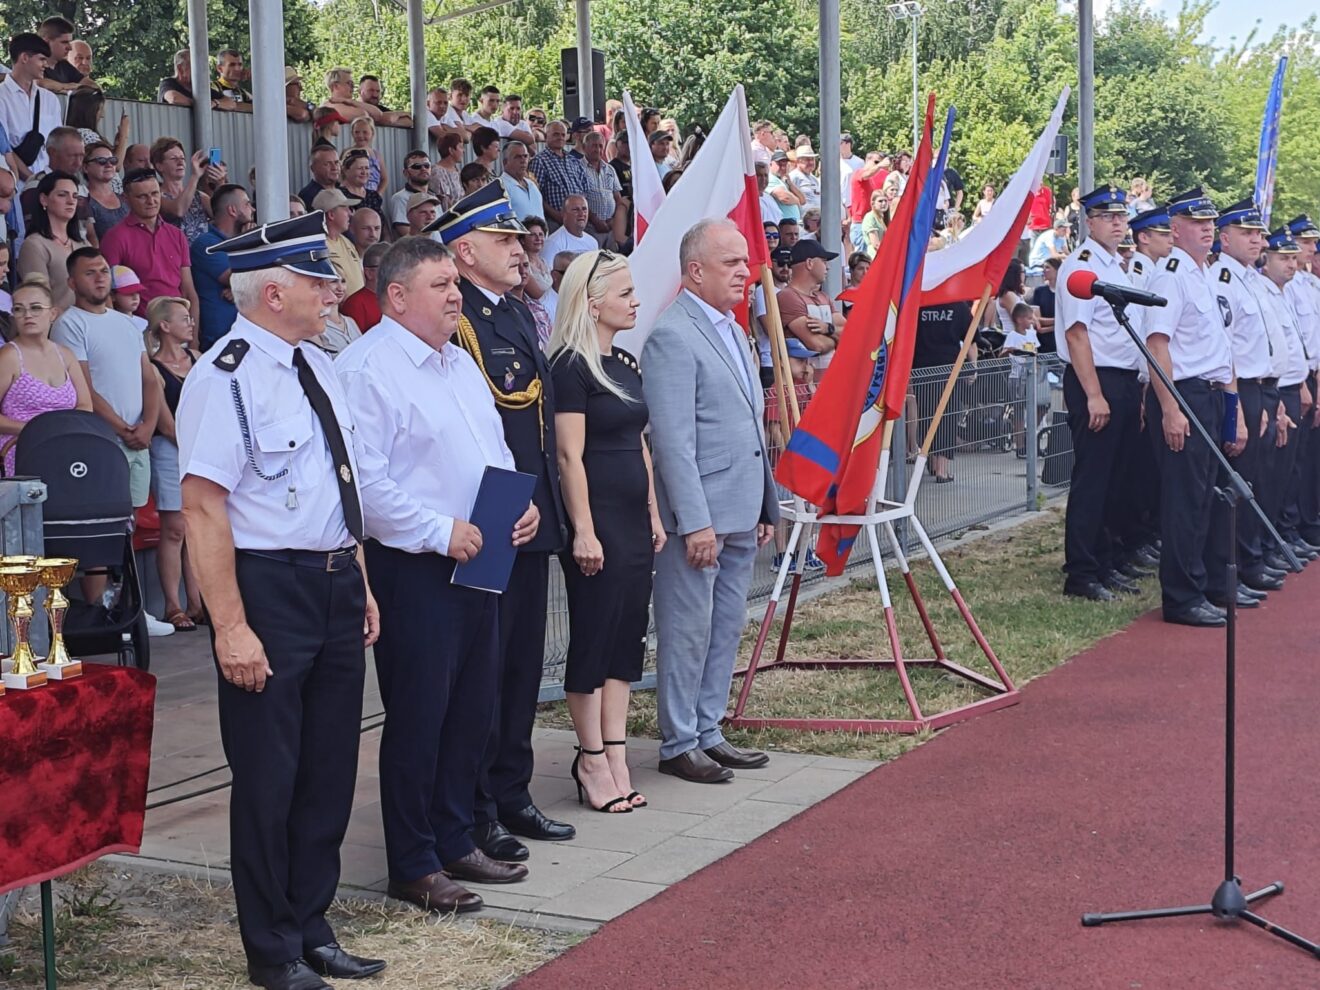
[0,555,38,678]
[36,557,80,680]
[0,565,45,689]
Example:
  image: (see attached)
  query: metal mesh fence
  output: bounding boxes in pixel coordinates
[539,353,1073,694]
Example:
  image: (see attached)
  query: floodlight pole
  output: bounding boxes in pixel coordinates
[886,2,923,153]
[1078,0,1095,241]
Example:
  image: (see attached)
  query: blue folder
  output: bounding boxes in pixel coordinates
[452,467,538,594]
[1221,390,1240,446]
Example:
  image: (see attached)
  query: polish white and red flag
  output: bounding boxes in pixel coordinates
[622,90,666,241]
[616,84,767,353]
[919,87,1071,305]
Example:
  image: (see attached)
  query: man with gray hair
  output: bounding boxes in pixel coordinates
[543,193,596,259]
[643,218,778,783]
[177,211,384,990]
[580,129,626,247]
[337,235,538,913]
[500,140,543,221]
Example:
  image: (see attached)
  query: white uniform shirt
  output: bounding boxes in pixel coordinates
[1143,246,1234,384]
[177,315,360,551]
[335,316,515,557]
[1285,270,1320,371]
[1127,251,1158,291]
[1258,274,1309,386]
[1210,254,1274,381]
[1055,237,1143,371]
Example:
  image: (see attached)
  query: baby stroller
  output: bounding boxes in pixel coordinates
[14,410,150,670]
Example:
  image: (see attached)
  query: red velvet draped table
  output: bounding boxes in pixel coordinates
[0,663,156,988]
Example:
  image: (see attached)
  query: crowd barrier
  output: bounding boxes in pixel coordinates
[537,353,1074,696]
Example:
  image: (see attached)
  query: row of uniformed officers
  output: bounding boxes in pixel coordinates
[1057,184,1320,626]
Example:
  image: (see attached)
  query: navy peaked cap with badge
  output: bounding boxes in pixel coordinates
[1287,214,1320,239]
[1079,185,1128,214]
[1215,197,1266,230]
[425,180,528,243]
[1129,207,1171,233]
[208,211,338,279]
[1266,227,1300,253]
[1166,187,1219,219]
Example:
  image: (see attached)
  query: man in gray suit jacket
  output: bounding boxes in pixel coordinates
[643,219,779,784]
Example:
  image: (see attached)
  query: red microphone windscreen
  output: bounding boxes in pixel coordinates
[1066,269,1099,299]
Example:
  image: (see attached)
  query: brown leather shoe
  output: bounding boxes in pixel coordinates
[658,748,735,783]
[387,872,482,913]
[444,847,529,884]
[704,741,770,769]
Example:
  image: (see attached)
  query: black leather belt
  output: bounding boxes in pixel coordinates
[240,547,358,572]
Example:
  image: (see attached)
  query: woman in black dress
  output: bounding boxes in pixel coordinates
[551,250,665,814]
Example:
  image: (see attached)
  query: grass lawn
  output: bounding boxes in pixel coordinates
[0,866,574,990]
[538,507,1159,763]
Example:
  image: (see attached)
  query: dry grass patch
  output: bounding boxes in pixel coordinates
[0,864,571,989]
[539,508,1157,762]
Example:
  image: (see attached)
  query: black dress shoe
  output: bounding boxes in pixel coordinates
[1264,553,1298,572]
[1164,603,1227,627]
[1262,563,1289,579]
[1242,570,1284,592]
[502,804,576,842]
[703,741,770,769]
[1063,579,1114,602]
[1238,583,1267,601]
[1290,542,1319,560]
[305,942,386,979]
[471,821,529,862]
[247,959,331,990]
[658,748,734,783]
[1132,546,1161,567]
[1115,560,1153,579]
[1101,572,1140,596]
[1207,589,1260,609]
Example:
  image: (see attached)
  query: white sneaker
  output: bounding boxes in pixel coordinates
[143,612,176,637]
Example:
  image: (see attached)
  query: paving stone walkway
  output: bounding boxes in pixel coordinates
[125,635,876,929]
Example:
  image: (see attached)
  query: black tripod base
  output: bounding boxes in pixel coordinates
[1083,879,1320,958]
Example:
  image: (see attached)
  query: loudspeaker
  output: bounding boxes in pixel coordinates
[1046,134,1068,176]
[561,48,606,122]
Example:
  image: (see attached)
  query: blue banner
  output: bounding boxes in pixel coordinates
[1255,57,1287,227]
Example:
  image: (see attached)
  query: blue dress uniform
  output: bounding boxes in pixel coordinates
[176,213,384,988]
[427,183,575,856]
[1054,185,1143,600]
[1258,228,1313,558]
[1284,214,1320,547]
[1205,199,1277,598]
[1142,188,1236,625]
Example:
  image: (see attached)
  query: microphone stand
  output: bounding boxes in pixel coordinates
[1080,296,1319,957]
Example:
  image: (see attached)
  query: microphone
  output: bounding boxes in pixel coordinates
[1066,269,1167,308]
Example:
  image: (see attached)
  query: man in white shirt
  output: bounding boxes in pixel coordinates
[338,236,538,914]
[839,134,863,211]
[789,145,821,211]
[0,33,64,180]
[543,195,596,258]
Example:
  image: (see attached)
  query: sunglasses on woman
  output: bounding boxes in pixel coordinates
[85,155,118,166]
[586,249,616,284]
[529,115,546,125]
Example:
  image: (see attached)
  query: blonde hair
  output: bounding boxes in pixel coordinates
[350,115,375,141]
[548,251,635,403]
[13,274,54,304]
[325,66,353,89]
[144,295,188,353]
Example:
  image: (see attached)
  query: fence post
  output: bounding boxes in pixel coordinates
[1026,354,1040,512]
[891,403,909,550]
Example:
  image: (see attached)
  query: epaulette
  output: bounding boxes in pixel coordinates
[1078,249,1091,261]
[1219,268,1232,284]
[1132,259,1143,274]
[1166,258,1179,272]
[213,338,249,371]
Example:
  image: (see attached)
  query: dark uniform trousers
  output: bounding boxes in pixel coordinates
[1298,372,1320,542]
[1271,383,1305,536]
[217,552,366,968]
[475,551,550,823]
[1062,364,1140,583]
[1146,379,1223,612]
[1119,384,1163,552]
[366,541,499,879]
[1206,378,1267,591]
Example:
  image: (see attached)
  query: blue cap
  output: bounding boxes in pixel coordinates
[207,211,337,280]
[1129,207,1171,234]
[426,180,528,243]
[1166,187,1219,220]
[1215,197,1266,230]
[1079,185,1128,214]
[1266,227,1300,253]
[1287,214,1320,239]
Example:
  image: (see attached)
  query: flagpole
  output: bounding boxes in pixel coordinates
[762,268,802,426]
[919,282,994,457]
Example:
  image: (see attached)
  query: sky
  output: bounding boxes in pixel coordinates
[1093,0,1320,47]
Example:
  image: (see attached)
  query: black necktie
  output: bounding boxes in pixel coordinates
[292,347,364,543]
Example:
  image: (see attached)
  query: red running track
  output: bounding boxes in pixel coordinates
[516,569,1320,989]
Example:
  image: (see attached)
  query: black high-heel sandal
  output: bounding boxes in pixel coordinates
[603,740,647,808]
[571,746,632,813]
